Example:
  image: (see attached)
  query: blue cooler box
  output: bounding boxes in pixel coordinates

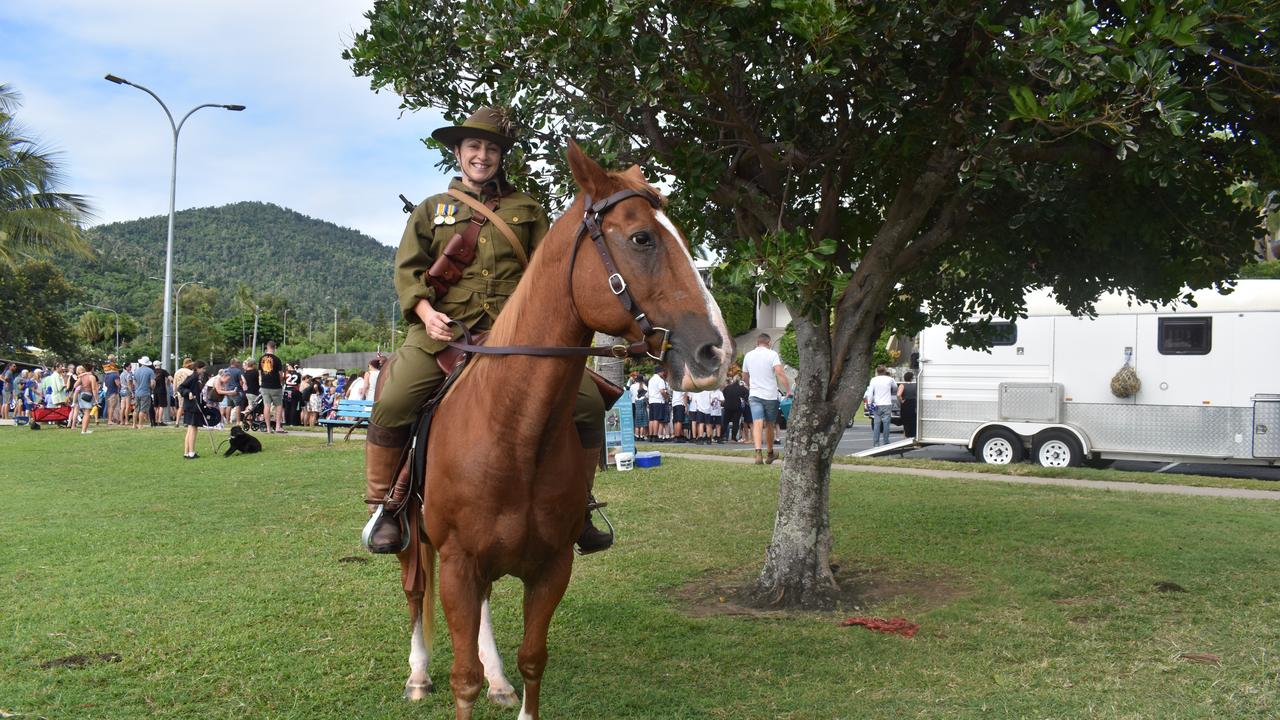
[779,398,793,419]
[634,451,662,468]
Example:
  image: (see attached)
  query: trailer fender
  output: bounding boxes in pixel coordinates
[967,423,1092,455]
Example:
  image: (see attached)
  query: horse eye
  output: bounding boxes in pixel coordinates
[630,231,653,247]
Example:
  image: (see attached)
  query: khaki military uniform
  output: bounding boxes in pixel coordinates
[373,178,604,445]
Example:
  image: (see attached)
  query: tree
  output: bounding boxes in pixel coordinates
[349,0,1279,608]
[0,260,80,357]
[0,84,92,266]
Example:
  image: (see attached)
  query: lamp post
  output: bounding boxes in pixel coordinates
[282,308,289,347]
[333,307,339,356]
[105,73,244,376]
[86,304,120,359]
[174,280,203,368]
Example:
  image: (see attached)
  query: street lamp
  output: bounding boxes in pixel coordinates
[86,304,120,359]
[174,280,203,368]
[390,299,398,353]
[282,308,289,347]
[106,73,244,376]
[333,307,339,356]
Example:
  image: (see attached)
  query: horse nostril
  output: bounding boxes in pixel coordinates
[694,341,722,369]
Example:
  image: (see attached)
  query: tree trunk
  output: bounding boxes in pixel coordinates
[751,305,880,609]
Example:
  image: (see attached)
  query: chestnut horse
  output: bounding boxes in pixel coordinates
[393,141,731,719]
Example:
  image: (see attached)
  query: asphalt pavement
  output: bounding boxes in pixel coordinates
[830,421,1280,482]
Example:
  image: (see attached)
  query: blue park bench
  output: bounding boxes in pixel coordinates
[318,398,374,444]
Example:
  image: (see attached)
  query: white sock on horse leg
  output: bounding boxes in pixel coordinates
[477,597,516,694]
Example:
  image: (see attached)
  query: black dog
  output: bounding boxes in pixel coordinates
[225,426,263,456]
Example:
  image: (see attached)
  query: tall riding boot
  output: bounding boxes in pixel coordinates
[362,423,411,554]
[577,447,614,555]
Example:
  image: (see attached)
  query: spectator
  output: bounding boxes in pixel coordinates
[21,370,39,413]
[365,357,382,401]
[707,385,725,443]
[299,375,316,426]
[284,363,302,427]
[897,370,918,439]
[647,368,670,441]
[0,362,15,420]
[242,359,261,428]
[223,358,245,426]
[173,359,194,426]
[629,372,648,441]
[722,374,748,444]
[74,363,99,434]
[39,365,68,412]
[863,365,897,447]
[742,333,792,465]
[178,360,209,458]
[119,363,135,427]
[102,356,121,425]
[670,389,688,442]
[346,369,368,401]
[132,357,157,429]
[152,362,171,425]
[257,341,286,433]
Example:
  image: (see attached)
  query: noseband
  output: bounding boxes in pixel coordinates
[447,188,670,362]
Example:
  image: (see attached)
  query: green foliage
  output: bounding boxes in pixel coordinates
[775,328,799,369]
[1238,260,1280,279]
[0,260,80,357]
[709,282,755,337]
[70,201,395,328]
[0,84,92,266]
[349,0,1275,334]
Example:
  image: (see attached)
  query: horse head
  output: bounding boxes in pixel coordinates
[566,140,732,390]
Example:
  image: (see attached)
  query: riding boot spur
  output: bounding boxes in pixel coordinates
[362,422,412,554]
[576,447,614,555]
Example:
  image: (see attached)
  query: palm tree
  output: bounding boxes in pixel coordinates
[0,84,93,266]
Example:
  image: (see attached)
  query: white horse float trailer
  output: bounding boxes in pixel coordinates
[868,280,1280,468]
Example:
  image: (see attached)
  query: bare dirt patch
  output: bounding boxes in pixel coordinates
[671,563,968,619]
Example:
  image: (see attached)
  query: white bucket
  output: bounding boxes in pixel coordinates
[614,451,635,471]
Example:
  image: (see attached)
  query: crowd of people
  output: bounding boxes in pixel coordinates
[0,350,387,448]
[628,333,793,464]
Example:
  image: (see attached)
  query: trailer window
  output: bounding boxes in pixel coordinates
[987,322,1018,346]
[1158,317,1212,355]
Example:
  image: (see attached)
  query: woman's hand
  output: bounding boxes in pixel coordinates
[414,299,454,342]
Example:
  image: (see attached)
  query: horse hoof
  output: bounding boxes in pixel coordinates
[403,680,433,701]
[487,687,520,708]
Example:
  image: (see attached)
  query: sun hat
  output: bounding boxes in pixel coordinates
[138,356,152,366]
[431,106,516,151]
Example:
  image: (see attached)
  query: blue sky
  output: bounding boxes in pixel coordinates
[1,1,451,247]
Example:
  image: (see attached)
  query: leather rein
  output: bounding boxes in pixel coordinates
[444,188,670,362]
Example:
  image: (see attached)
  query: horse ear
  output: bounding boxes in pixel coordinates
[567,139,609,197]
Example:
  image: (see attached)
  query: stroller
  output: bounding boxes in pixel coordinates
[240,394,267,433]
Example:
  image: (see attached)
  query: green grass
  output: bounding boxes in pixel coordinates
[643,441,1280,493]
[3,426,1279,719]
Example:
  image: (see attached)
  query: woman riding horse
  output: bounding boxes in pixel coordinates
[363,107,613,555]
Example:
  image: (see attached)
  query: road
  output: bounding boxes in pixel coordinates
[824,422,1280,482]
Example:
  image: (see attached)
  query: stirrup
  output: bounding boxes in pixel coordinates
[362,503,411,554]
[576,505,615,556]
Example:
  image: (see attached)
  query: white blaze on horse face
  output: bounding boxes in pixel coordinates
[655,210,732,387]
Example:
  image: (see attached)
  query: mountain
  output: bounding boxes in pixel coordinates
[69,201,396,322]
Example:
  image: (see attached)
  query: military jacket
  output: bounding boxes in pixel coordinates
[395,178,550,353]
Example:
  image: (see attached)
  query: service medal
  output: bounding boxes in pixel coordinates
[433,203,446,225]
[443,204,458,225]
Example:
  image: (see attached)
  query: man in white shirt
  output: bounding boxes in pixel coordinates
[647,368,670,440]
[670,389,688,442]
[741,333,791,464]
[864,365,898,447]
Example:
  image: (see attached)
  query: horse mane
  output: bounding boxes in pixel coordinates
[483,166,663,349]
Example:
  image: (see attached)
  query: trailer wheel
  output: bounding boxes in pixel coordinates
[975,428,1024,465]
[1034,430,1083,468]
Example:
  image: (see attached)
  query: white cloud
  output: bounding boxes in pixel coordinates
[0,0,451,246]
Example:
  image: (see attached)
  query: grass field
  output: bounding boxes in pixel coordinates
[3,427,1278,719]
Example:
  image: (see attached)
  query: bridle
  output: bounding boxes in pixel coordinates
[445,188,670,362]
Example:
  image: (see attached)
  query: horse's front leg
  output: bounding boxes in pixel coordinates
[478,592,520,708]
[517,547,574,720]
[439,553,486,720]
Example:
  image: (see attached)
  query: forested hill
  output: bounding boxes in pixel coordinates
[70,201,396,320]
